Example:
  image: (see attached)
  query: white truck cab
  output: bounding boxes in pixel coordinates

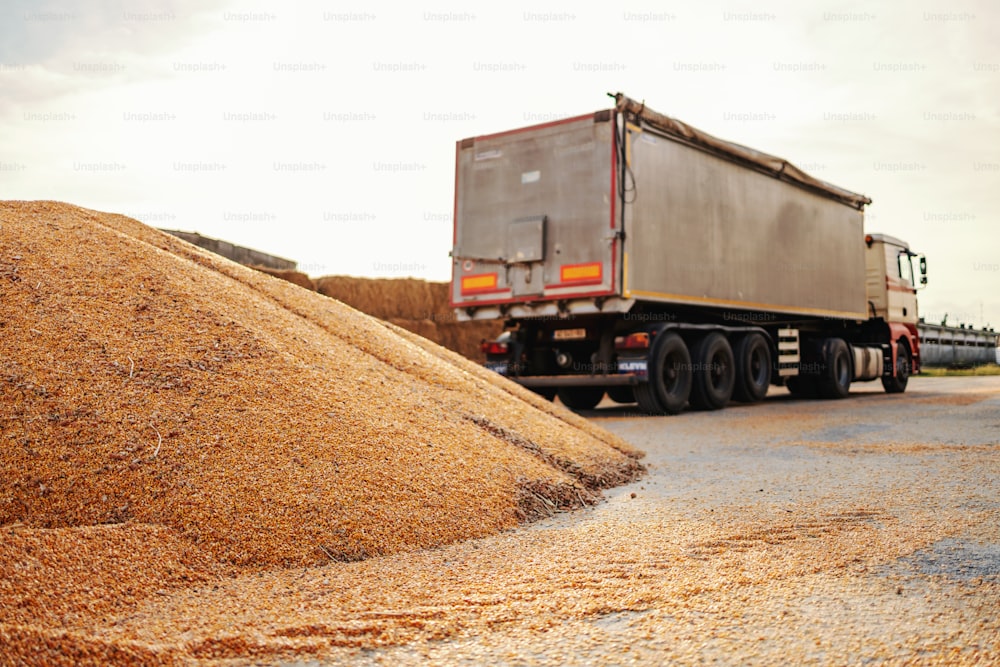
[864,233,927,326]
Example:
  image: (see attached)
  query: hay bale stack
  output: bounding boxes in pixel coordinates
[316,275,501,361]
[314,275,440,321]
[437,319,502,361]
[251,266,316,291]
[0,201,641,574]
[386,317,438,341]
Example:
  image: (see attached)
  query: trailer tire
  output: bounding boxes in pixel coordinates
[531,386,557,401]
[635,332,691,415]
[607,386,635,404]
[817,337,852,399]
[733,333,772,403]
[557,387,605,411]
[881,340,911,394]
[785,375,818,399]
[689,332,735,411]
[634,384,660,414]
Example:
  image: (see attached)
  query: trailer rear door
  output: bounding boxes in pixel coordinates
[451,112,619,310]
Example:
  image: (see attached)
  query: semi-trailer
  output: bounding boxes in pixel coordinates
[450,93,927,414]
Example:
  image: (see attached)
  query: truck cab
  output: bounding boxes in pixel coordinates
[864,233,926,325]
[861,233,927,392]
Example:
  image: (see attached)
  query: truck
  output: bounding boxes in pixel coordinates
[450,93,928,414]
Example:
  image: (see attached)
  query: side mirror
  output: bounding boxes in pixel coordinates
[918,255,928,286]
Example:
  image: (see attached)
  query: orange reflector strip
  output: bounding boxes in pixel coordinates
[560,262,603,283]
[461,273,499,293]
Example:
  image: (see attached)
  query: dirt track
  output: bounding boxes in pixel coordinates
[282,376,1000,666]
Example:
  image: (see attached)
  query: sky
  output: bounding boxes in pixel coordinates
[1,0,998,330]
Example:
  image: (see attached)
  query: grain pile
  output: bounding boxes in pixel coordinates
[315,276,500,361]
[0,201,642,664]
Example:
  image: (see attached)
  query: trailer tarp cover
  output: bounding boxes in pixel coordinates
[614,93,872,210]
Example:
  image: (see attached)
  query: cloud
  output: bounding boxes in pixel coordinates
[0,0,227,110]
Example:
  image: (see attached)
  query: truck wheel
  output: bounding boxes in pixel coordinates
[689,332,735,411]
[818,337,852,399]
[607,386,635,404]
[785,375,817,399]
[733,333,772,403]
[557,387,605,410]
[531,387,557,401]
[881,341,911,394]
[634,332,691,415]
[634,383,661,415]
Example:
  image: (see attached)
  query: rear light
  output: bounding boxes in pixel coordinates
[559,262,603,284]
[615,332,650,350]
[481,341,509,355]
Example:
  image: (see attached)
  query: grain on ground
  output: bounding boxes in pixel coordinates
[0,200,643,665]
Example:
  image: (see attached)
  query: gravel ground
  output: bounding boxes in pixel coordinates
[275,376,1000,666]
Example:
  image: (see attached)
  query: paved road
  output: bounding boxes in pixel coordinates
[297,376,1000,666]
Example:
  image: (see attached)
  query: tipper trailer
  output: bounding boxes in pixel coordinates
[450,93,928,414]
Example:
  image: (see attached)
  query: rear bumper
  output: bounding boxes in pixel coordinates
[514,374,642,388]
[455,296,635,322]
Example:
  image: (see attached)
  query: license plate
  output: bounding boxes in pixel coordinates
[618,359,647,375]
[553,328,587,341]
[485,361,509,375]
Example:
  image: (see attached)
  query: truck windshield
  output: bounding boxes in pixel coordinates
[897,250,914,286]
[884,244,913,286]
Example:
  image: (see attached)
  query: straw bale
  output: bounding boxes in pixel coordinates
[386,318,439,342]
[251,266,315,291]
[437,322,499,362]
[314,276,439,321]
[314,276,501,361]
